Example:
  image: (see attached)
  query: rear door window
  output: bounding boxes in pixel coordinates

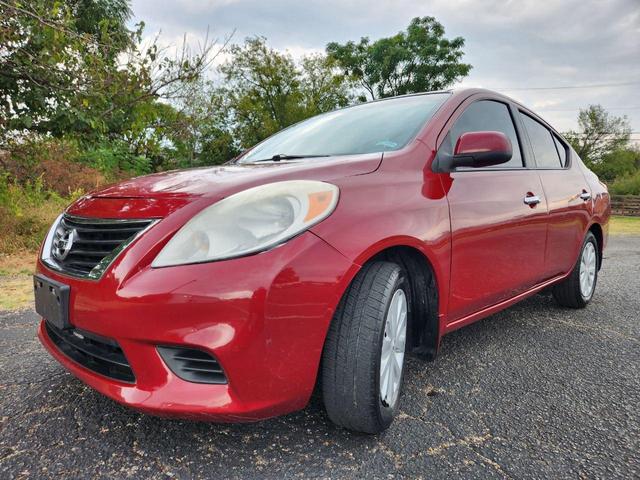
[520,113,563,168]
[553,135,568,167]
[447,100,523,168]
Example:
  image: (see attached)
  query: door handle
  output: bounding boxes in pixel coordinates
[524,194,541,206]
[579,190,591,201]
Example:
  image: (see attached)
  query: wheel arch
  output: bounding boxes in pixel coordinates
[348,239,443,360]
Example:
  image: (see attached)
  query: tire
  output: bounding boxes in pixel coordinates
[321,261,409,434]
[552,231,599,308]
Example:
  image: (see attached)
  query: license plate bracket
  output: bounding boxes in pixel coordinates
[34,274,70,330]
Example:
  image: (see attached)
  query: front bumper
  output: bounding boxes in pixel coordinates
[37,231,356,421]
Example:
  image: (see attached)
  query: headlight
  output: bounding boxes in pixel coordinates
[41,213,64,263]
[152,180,339,267]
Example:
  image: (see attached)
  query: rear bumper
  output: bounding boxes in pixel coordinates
[37,231,357,421]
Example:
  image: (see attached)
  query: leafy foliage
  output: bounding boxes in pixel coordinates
[589,147,640,183]
[72,0,132,51]
[0,173,77,253]
[79,142,151,178]
[1,138,108,193]
[300,55,353,115]
[218,37,353,148]
[564,105,632,166]
[327,17,471,100]
[609,170,640,195]
[1,0,82,134]
[0,0,226,150]
[562,105,639,193]
[219,37,304,147]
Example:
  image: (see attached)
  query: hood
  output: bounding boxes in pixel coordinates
[89,153,382,200]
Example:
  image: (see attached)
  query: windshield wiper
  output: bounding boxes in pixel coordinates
[251,153,330,163]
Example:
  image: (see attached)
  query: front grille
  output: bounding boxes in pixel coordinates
[157,346,227,384]
[45,321,135,383]
[50,214,154,278]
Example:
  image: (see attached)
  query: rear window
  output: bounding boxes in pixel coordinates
[520,113,563,169]
[238,93,450,163]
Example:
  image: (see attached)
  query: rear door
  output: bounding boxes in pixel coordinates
[518,112,592,277]
[441,98,549,323]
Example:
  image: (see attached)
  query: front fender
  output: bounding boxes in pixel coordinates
[310,150,451,318]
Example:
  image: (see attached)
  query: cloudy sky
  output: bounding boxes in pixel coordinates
[130,0,640,137]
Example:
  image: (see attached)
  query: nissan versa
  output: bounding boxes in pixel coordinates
[35,88,610,433]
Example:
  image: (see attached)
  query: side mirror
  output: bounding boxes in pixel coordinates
[451,131,513,169]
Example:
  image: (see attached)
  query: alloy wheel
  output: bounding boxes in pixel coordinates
[379,289,407,408]
[579,242,597,299]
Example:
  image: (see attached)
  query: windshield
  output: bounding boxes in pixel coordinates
[238,93,450,163]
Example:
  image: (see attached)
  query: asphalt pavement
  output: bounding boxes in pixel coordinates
[1,236,638,479]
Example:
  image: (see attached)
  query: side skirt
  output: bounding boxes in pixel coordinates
[443,273,568,335]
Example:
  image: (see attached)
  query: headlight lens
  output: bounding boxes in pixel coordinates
[152,180,339,267]
[40,213,63,263]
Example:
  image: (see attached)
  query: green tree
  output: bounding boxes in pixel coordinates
[0,0,142,135]
[0,0,224,151]
[218,36,352,148]
[72,0,132,53]
[327,16,471,100]
[300,54,353,116]
[166,81,239,167]
[219,37,304,146]
[1,0,88,135]
[564,105,632,166]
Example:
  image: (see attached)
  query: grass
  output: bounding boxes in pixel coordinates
[609,216,640,236]
[0,252,36,311]
[0,216,638,312]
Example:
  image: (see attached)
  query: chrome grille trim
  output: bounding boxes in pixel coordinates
[41,214,158,280]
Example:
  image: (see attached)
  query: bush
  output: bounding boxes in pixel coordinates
[2,139,107,196]
[79,143,152,179]
[0,138,156,255]
[0,175,76,254]
[591,148,640,183]
[2,138,157,196]
[609,171,640,195]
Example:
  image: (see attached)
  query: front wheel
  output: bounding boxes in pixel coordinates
[321,261,409,434]
[552,231,599,308]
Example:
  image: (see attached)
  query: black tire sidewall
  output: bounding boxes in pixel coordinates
[375,271,410,428]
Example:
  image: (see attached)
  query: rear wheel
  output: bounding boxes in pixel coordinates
[552,231,598,308]
[321,261,409,434]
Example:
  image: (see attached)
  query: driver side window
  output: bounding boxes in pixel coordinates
[446,100,524,168]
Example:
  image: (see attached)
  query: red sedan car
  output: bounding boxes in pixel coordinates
[35,89,610,433]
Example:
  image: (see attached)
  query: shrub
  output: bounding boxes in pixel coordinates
[591,148,640,183]
[0,138,153,255]
[79,143,152,179]
[609,171,640,195]
[0,175,76,254]
[2,139,107,196]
